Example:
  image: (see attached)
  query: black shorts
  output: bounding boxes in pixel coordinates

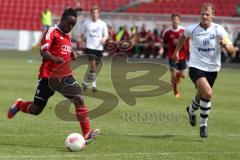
[189,67,218,87]
[85,48,103,60]
[168,59,187,71]
[34,75,82,107]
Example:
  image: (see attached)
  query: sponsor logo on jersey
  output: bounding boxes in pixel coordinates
[210,34,217,40]
[62,45,71,53]
[61,45,71,55]
[203,38,210,46]
[89,27,101,37]
[198,47,215,52]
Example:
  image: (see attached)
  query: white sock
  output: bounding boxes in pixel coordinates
[83,80,88,86]
[92,80,96,88]
[189,97,200,115]
[200,99,211,127]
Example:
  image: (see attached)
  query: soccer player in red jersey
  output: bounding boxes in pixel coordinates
[7,8,99,143]
[163,13,189,97]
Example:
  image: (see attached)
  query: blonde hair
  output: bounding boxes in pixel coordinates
[202,2,215,15]
[90,5,100,12]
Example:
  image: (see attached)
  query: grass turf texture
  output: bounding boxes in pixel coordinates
[0,50,240,160]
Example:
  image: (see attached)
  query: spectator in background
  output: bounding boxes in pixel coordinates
[233,32,240,62]
[221,26,234,62]
[107,25,116,42]
[160,24,168,59]
[105,25,117,56]
[144,29,154,58]
[41,8,52,32]
[148,28,163,59]
[136,24,149,58]
[160,24,168,39]
[130,26,139,57]
[121,26,130,41]
[116,26,130,41]
[236,3,240,16]
[75,0,83,13]
[130,26,138,40]
[116,25,130,41]
[116,26,124,42]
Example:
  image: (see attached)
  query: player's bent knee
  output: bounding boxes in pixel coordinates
[32,110,42,115]
[96,59,101,66]
[171,73,177,80]
[180,74,186,79]
[73,95,84,106]
[202,89,212,100]
[29,105,44,115]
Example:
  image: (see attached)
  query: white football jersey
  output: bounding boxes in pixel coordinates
[184,22,232,72]
[81,18,108,51]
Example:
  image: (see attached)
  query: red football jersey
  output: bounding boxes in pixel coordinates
[163,26,189,60]
[138,31,149,43]
[39,26,72,78]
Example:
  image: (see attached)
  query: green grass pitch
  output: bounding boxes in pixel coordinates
[0,50,240,160]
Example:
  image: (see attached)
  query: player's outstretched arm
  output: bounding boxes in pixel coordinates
[173,34,187,61]
[40,51,64,64]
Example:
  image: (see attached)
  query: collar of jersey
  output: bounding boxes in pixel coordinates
[170,26,183,32]
[90,18,100,23]
[55,24,68,35]
[199,22,213,31]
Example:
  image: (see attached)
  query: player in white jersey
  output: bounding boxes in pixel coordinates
[173,3,236,137]
[81,5,108,92]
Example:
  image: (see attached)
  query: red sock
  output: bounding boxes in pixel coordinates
[75,106,90,137]
[176,72,181,83]
[16,101,33,113]
[172,79,178,95]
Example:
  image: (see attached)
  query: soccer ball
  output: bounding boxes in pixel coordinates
[65,133,85,152]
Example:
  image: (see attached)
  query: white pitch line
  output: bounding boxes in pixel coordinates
[1,133,240,137]
[0,151,240,159]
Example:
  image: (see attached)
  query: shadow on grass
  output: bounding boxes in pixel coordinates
[129,134,176,139]
[105,133,204,143]
[128,134,205,143]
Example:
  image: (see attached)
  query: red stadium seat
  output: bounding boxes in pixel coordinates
[0,0,237,31]
[126,0,238,17]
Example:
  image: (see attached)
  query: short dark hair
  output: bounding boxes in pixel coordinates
[171,13,181,19]
[61,8,77,21]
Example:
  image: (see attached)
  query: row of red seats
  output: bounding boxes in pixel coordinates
[79,0,132,11]
[0,0,77,30]
[0,0,238,31]
[127,0,238,17]
[0,0,131,30]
